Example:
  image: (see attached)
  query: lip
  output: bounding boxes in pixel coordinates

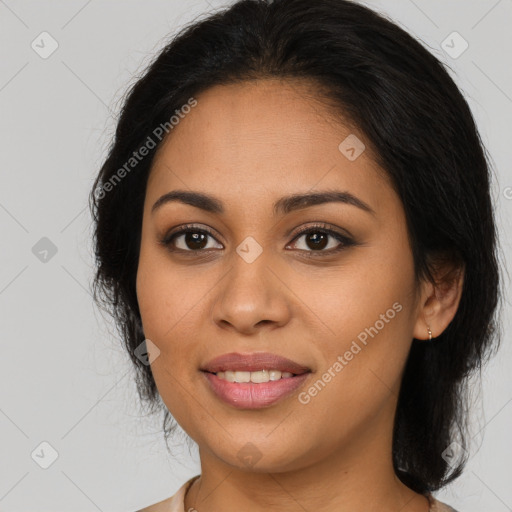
[201,371,311,409]
[200,352,312,409]
[200,352,311,374]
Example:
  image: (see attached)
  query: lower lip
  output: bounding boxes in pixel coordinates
[201,371,311,409]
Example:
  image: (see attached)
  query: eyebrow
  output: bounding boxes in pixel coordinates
[151,189,376,217]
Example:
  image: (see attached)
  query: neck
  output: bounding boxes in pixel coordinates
[185,419,430,512]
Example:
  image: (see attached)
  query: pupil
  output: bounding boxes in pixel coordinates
[307,232,327,250]
[186,232,207,250]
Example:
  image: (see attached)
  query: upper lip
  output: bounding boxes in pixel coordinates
[201,352,311,375]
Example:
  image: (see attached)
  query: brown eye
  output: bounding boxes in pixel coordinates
[160,222,355,256]
[179,232,209,250]
[299,232,330,251]
[161,225,223,252]
[288,224,355,255]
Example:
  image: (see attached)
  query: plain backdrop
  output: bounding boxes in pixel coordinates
[0,1,511,510]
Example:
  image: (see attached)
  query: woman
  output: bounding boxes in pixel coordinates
[89,1,502,511]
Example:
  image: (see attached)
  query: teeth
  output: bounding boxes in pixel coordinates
[215,370,295,383]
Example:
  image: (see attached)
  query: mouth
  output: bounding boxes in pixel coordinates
[200,352,312,409]
[200,351,311,375]
[204,369,302,383]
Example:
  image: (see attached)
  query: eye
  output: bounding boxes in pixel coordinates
[160,224,223,252]
[286,223,355,255]
[160,222,355,256]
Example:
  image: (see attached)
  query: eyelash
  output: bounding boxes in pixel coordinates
[159,222,356,258]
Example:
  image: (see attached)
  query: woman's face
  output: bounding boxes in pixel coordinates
[136,79,427,473]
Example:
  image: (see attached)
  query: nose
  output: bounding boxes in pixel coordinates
[211,249,292,335]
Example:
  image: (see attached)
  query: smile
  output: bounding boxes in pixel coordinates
[215,369,295,382]
[201,370,311,409]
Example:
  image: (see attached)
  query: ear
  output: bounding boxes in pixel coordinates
[413,260,465,341]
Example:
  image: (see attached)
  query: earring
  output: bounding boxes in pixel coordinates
[427,325,432,341]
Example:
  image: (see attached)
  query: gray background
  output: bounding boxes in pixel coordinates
[0,0,511,510]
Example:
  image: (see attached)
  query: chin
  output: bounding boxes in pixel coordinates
[205,434,317,473]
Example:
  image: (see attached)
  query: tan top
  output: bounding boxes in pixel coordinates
[137,475,459,512]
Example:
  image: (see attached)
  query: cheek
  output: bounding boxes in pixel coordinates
[136,264,203,434]
[136,245,200,341]
[291,247,414,351]
[299,246,417,406]
[136,247,207,389]
[293,301,414,454]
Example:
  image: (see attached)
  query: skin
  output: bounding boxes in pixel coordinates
[136,78,464,512]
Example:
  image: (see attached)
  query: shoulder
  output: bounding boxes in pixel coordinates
[428,494,460,512]
[136,475,200,512]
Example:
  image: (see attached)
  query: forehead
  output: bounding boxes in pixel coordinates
[147,79,393,217]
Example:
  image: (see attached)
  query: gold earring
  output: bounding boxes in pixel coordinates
[427,325,432,341]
